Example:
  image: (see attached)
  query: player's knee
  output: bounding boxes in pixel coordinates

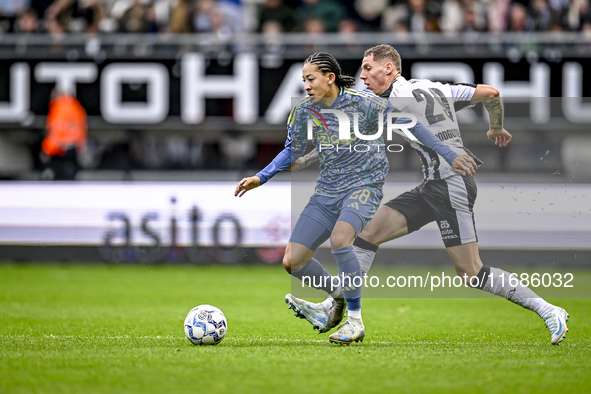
[282,254,292,272]
[330,233,352,250]
[283,250,306,272]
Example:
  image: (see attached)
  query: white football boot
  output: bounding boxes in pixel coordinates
[543,307,569,345]
[328,317,365,345]
[285,294,345,333]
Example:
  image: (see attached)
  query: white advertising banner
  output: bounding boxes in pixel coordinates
[0,182,291,247]
[0,182,589,250]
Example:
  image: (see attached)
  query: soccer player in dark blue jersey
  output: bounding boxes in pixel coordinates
[235,52,476,344]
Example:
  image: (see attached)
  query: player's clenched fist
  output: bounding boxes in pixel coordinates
[451,155,478,177]
[234,176,261,197]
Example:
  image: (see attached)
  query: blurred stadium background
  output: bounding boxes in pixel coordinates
[0,0,590,266]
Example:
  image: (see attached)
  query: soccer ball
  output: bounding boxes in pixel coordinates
[184,304,227,345]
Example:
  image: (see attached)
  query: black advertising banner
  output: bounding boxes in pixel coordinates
[0,48,590,129]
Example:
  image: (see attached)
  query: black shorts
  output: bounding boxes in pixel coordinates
[384,175,477,248]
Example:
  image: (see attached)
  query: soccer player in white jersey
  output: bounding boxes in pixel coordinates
[286,44,569,345]
[236,52,477,344]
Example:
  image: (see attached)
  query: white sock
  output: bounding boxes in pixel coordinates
[348,309,362,320]
[352,245,376,276]
[477,266,555,318]
[321,296,334,311]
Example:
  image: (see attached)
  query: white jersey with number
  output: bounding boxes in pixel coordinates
[385,76,479,181]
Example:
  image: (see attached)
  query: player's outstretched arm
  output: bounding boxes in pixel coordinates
[398,118,479,176]
[472,85,512,147]
[235,144,296,196]
[406,121,474,170]
[451,155,478,177]
[235,176,261,197]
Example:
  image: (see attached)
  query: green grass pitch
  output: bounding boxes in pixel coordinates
[1,263,590,393]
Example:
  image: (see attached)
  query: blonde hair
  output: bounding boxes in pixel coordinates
[363,45,401,73]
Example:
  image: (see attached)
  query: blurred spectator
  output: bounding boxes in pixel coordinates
[583,1,591,28]
[295,0,347,32]
[0,0,586,34]
[548,0,570,30]
[117,0,154,32]
[507,2,531,32]
[261,18,283,36]
[151,0,175,32]
[339,18,363,52]
[406,0,428,32]
[193,0,216,32]
[261,19,284,51]
[14,7,41,33]
[40,89,87,181]
[300,17,327,52]
[353,0,388,31]
[393,0,442,33]
[303,16,325,33]
[486,0,511,32]
[381,2,409,32]
[0,0,31,32]
[529,0,553,31]
[217,0,246,33]
[425,13,441,32]
[30,0,54,19]
[192,0,245,35]
[440,0,485,33]
[260,19,285,67]
[45,0,104,34]
[567,0,589,30]
[440,0,462,33]
[392,19,410,33]
[339,17,358,34]
[258,0,295,32]
[169,0,193,32]
[461,2,486,32]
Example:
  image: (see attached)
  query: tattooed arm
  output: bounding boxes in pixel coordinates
[472,85,512,147]
[288,149,319,171]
